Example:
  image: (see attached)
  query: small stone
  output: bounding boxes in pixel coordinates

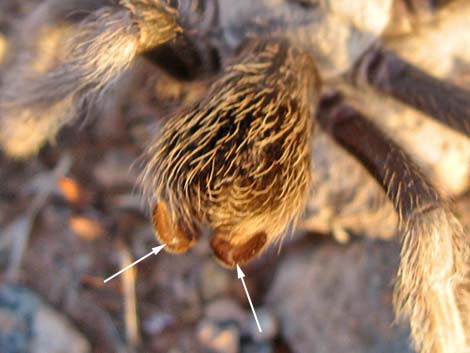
[0,285,90,353]
[200,260,231,300]
[143,312,175,335]
[247,308,278,342]
[197,320,240,353]
[32,306,90,353]
[241,342,273,353]
[205,299,248,325]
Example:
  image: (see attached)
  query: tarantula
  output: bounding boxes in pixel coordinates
[0,0,469,352]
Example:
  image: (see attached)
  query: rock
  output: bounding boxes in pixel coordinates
[267,240,414,353]
[201,299,278,352]
[200,260,232,301]
[241,342,273,353]
[247,308,277,342]
[205,299,247,323]
[0,285,91,353]
[143,312,176,335]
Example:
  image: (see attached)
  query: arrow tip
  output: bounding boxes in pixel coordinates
[152,244,166,255]
[236,264,245,279]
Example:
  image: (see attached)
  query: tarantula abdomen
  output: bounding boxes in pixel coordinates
[143,38,320,266]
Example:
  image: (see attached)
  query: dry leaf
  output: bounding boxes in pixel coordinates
[69,216,105,241]
[58,177,87,204]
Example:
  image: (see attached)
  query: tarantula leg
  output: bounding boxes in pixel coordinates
[211,231,268,268]
[356,47,470,136]
[142,38,320,265]
[152,202,199,254]
[318,96,470,353]
[0,0,181,158]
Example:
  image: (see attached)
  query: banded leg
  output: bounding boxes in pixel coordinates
[0,0,181,158]
[355,47,470,136]
[318,96,470,353]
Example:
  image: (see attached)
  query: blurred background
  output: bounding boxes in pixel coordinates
[0,1,469,353]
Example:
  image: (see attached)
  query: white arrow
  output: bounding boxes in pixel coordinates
[104,245,166,283]
[237,265,263,333]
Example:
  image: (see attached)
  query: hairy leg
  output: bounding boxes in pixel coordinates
[354,47,470,136]
[318,96,470,353]
[142,38,320,266]
[0,0,181,158]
